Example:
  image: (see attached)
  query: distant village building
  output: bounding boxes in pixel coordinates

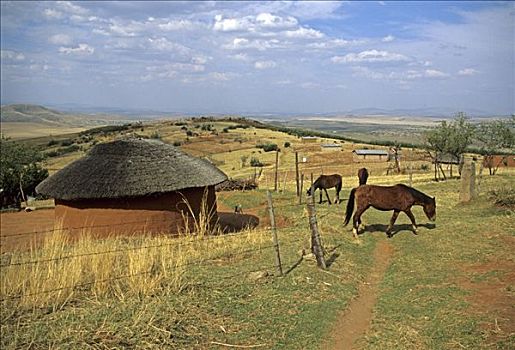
[36,139,228,237]
[301,136,318,143]
[433,153,460,165]
[321,143,342,151]
[353,149,388,160]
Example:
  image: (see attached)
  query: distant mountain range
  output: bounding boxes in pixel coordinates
[1,103,509,128]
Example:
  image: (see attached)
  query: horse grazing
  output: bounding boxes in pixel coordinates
[358,168,369,185]
[343,184,436,238]
[307,174,342,204]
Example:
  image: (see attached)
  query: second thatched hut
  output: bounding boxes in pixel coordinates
[36,138,228,237]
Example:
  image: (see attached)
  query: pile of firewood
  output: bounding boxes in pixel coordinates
[215,178,258,192]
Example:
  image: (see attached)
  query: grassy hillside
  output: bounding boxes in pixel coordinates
[0,104,131,139]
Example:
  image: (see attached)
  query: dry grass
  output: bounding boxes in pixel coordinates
[1,193,268,311]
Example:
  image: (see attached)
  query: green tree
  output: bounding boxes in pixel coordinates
[0,136,48,208]
[424,112,475,180]
[476,117,515,175]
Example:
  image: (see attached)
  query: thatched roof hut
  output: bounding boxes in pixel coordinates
[37,138,228,236]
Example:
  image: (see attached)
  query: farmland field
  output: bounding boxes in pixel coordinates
[1,118,514,349]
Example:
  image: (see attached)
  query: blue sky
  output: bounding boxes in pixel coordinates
[1,1,513,115]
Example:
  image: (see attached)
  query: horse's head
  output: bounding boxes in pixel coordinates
[306,187,312,196]
[423,197,436,221]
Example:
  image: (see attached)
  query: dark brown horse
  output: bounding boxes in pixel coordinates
[307,174,342,204]
[358,168,369,185]
[343,184,436,238]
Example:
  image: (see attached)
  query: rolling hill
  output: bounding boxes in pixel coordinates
[0,104,131,139]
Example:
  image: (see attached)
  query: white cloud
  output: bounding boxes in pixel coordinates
[213,15,252,32]
[223,37,282,51]
[254,60,277,69]
[158,19,197,31]
[49,34,72,45]
[458,68,479,76]
[230,53,252,61]
[1,50,25,61]
[255,13,298,29]
[307,38,365,49]
[382,35,395,42]
[423,69,449,78]
[284,27,324,39]
[331,50,409,63]
[58,43,95,55]
[56,1,89,15]
[209,72,231,81]
[147,37,191,55]
[213,13,298,32]
[43,8,63,19]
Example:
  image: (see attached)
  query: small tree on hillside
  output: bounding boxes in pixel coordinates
[0,136,48,208]
[424,112,475,180]
[476,117,515,175]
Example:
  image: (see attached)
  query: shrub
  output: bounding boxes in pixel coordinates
[60,139,74,146]
[47,139,58,146]
[173,141,182,147]
[420,164,430,171]
[256,143,278,152]
[284,142,291,148]
[488,188,515,209]
[150,131,161,139]
[186,130,194,136]
[250,157,264,167]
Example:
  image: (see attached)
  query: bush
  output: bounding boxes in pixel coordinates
[256,143,278,152]
[173,141,182,147]
[60,139,74,146]
[284,142,291,148]
[250,157,263,167]
[47,139,58,147]
[186,130,194,136]
[150,131,161,139]
[420,164,430,171]
[488,188,515,209]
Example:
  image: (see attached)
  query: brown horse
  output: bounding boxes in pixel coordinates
[343,184,436,238]
[307,174,342,204]
[358,168,369,185]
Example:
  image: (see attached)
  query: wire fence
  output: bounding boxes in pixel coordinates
[1,188,341,305]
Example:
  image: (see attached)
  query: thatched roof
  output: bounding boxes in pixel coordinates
[36,138,228,200]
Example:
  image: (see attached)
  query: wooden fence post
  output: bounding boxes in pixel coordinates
[298,173,304,205]
[408,148,413,187]
[274,150,279,192]
[295,152,300,197]
[306,194,326,269]
[267,190,283,276]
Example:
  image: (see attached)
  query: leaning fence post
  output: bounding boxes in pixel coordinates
[267,190,283,276]
[306,194,326,269]
[298,173,304,205]
[295,152,300,197]
[274,150,279,192]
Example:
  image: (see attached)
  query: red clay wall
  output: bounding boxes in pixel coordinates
[54,186,218,238]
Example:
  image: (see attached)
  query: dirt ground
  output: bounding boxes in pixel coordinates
[324,239,394,350]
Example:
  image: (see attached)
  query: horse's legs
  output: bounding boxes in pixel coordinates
[405,208,418,234]
[352,205,369,239]
[386,210,400,238]
[324,188,332,205]
[335,184,342,204]
[319,189,323,204]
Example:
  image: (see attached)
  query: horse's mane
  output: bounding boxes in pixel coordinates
[400,184,432,202]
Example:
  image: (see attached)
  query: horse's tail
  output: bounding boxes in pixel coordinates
[343,188,357,226]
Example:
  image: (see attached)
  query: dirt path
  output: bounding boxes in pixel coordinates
[325,239,394,350]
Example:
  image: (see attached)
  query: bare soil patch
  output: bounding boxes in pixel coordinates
[325,239,394,350]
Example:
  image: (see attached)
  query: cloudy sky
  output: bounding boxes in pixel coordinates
[1,1,513,115]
